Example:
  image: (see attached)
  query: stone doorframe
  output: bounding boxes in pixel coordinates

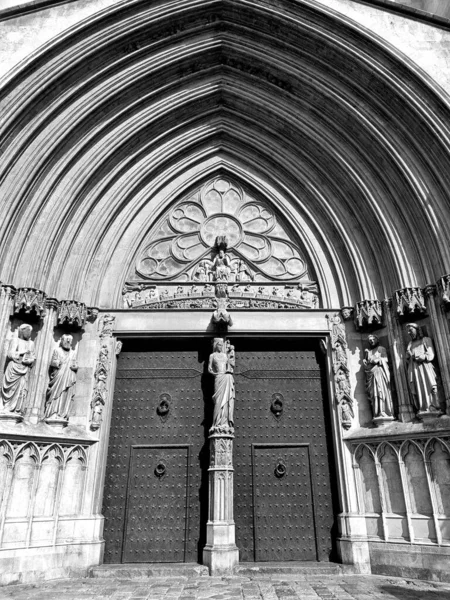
[95,308,368,573]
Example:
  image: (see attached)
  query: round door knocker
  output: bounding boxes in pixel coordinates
[274,461,287,478]
[157,393,171,420]
[270,393,284,419]
[155,462,166,478]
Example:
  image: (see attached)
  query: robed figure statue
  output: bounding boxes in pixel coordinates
[45,334,78,421]
[208,338,235,434]
[363,334,394,420]
[0,324,36,415]
[405,323,440,414]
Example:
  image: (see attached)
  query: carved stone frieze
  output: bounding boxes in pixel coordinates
[327,314,354,430]
[14,288,46,318]
[90,343,109,431]
[394,287,426,317]
[355,299,383,330]
[57,300,87,328]
[122,282,319,310]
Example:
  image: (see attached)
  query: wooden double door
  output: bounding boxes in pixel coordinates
[102,337,337,563]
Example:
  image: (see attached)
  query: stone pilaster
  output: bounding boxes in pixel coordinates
[0,285,15,383]
[383,298,415,422]
[28,299,58,424]
[423,285,450,415]
[203,433,239,575]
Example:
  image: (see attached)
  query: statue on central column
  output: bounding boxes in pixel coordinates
[208,337,235,434]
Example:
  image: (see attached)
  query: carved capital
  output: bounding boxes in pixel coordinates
[99,314,116,339]
[423,284,437,298]
[437,274,450,309]
[394,287,426,317]
[45,297,59,312]
[14,287,47,318]
[87,307,99,322]
[340,306,354,321]
[57,300,87,328]
[211,298,233,332]
[0,284,16,300]
[354,299,383,331]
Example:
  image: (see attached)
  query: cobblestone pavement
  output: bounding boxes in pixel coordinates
[2,574,450,600]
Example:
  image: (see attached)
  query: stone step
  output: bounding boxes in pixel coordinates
[90,561,352,580]
[89,563,209,579]
[234,561,347,577]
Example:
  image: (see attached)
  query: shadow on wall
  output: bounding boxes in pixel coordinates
[380,584,450,599]
[389,0,450,20]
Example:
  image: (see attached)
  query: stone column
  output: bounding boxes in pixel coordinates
[383,298,415,422]
[28,299,58,424]
[424,285,450,415]
[203,433,239,574]
[0,285,15,383]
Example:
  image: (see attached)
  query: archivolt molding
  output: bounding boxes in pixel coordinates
[1,0,450,307]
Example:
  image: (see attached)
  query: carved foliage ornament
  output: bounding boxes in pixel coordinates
[132,177,311,283]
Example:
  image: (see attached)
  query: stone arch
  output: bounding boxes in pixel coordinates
[0,0,449,308]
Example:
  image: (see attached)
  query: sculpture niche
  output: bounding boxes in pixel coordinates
[208,337,235,435]
[0,324,36,421]
[405,323,441,418]
[44,334,78,427]
[363,334,394,425]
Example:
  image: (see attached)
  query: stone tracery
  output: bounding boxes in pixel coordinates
[133,178,311,283]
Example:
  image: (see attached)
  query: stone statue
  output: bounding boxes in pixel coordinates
[0,324,36,416]
[363,334,394,420]
[212,249,231,281]
[208,338,235,434]
[44,334,78,422]
[405,323,441,414]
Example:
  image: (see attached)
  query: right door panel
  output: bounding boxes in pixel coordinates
[253,444,316,562]
[233,338,337,562]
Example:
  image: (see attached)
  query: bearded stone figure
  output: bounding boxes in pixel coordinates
[405,323,441,415]
[0,324,36,416]
[363,334,394,421]
[208,338,235,434]
[44,334,78,422]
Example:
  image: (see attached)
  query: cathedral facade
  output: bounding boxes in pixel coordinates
[1,0,450,585]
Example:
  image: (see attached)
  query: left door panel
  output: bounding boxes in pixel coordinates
[102,339,210,564]
[123,445,190,563]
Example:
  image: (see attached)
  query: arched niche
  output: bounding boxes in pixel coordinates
[34,445,64,518]
[6,443,39,519]
[59,447,87,516]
